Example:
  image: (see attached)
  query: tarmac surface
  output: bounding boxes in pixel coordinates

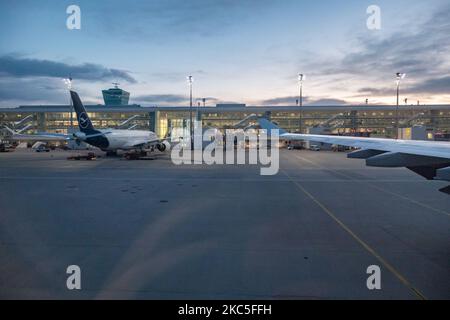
[0,148,449,299]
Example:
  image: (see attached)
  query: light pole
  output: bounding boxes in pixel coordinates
[197,101,200,124]
[395,73,406,139]
[63,78,73,130]
[298,73,305,133]
[187,75,194,150]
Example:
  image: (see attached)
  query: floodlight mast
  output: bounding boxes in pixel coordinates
[298,73,305,133]
[298,73,305,107]
[187,75,194,150]
[395,73,406,139]
[63,78,73,129]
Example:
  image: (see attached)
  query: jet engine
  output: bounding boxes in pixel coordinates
[157,141,171,152]
[73,132,87,140]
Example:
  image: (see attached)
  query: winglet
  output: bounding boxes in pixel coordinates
[439,185,450,195]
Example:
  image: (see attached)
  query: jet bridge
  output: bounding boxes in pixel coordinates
[127,124,139,130]
[118,115,141,129]
[15,124,33,134]
[13,115,34,128]
[232,114,258,129]
[314,113,345,129]
[400,112,426,126]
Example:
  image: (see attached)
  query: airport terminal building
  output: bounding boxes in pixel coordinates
[1,89,450,141]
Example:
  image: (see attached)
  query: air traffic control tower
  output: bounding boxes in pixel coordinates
[102,83,130,106]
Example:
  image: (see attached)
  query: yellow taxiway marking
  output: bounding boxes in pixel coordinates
[292,153,450,218]
[281,162,427,300]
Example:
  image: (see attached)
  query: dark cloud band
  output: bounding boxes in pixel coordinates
[0,56,136,84]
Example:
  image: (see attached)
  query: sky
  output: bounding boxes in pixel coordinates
[0,0,449,107]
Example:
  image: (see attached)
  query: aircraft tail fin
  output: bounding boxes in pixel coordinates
[70,90,96,134]
[257,118,287,135]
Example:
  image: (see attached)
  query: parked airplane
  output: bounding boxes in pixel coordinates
[4,91,170,156]
[69,91,170,155]
[258,118,450,194]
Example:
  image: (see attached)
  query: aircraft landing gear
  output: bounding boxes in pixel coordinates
[123,149,157,160]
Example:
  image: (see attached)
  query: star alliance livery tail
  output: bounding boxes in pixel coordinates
[70,90,97,134]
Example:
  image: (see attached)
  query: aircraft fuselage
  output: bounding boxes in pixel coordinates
[84,129,159,151]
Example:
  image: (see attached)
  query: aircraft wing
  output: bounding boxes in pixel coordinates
[7,131,71,142]
[4,126,70,141]
[258,118,450,193]
[123,138,161,149]
[281,133,450,160]
[4,126,115,142]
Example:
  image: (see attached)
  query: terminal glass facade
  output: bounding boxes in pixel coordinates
[1,105,450,140]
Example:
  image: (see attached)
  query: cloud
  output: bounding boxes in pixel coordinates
[408,76,450,95]
[309,98,349,106]
[0,77,68,106]
[132,94,187,104]
[357,75,450,97]
[260,96,349,106]
[0,76,108,107]
[332,5,450,78]
[0,55,137,105]
[260,96,300,105]
[132,94,220,106]
[146,70,208,82]
[309,4,450,102]
[95,0,274,41]
[0,55,137,83]
[357,87,392,96]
